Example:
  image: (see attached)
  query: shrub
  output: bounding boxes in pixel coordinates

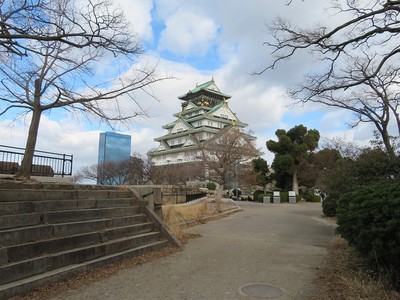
[296,194,302,202]
[308,194,321,202]
[277,191,301,203]
[322,196,336,217]
[255,193,272,202]
[336,180,400,287]
[280,191,288,202]
[253,190,264,200]
[323,150,400,207]
[302,189,322,202]
[206,182,216,190]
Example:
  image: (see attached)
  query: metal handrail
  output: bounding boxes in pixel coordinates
[0,144,73,177]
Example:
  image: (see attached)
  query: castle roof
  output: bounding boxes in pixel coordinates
[178,78,231,101]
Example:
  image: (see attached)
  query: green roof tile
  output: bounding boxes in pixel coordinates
[178,78,231,100]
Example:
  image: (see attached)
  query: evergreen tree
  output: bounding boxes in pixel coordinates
[252,157,271,192]
[266,125,320,194]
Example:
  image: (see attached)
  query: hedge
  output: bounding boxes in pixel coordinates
[336,180,400,287]
[322,196,336,217]
[206,182,216,190]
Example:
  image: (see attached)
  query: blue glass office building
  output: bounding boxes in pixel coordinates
[98,132,131,165]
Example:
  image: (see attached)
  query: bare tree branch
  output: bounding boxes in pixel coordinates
[0,0,172,177]
[260,0,400,156]
[261,1,400,83]
[0,0,142,57]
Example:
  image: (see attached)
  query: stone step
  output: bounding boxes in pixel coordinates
[0,189,133,202]
[0,182,179,299]
[42,206,141,224]
[0,231,164,285]
[0,239,169,300]
[0,206,141,230]
[0,198,136,216]
[5,222,155,263]
[0,214,148,247]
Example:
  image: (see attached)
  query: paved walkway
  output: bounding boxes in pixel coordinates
[50,202,336,300]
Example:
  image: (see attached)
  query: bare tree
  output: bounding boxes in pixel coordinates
[76,154,151,185]
[0,0,169,177]
[75,164,98,183]
[128,154,151,185]
[262,1,400,87]
[77,160,130,185]
[292,58,400,157]
[0,0,139,57]
[321,136,363,160]
[198,126,261,200]
[238,162,259,193]
[150,162,203,185]
[260,1,400,155]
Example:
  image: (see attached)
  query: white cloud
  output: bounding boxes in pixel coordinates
[229,85,288,132]
[114,0,154,42]
[158,9,218,57]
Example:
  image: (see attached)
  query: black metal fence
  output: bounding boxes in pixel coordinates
[186,192,207,202]
[0,144,73,177]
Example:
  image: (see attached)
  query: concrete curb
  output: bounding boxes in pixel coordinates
[180,206,243,227]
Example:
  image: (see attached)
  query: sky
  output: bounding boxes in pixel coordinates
[0,0,384,174]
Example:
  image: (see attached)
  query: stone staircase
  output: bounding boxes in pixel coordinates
[0,180,179,299]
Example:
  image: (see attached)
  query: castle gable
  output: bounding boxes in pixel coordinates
[156,141,169,151]
[171,118,191,134]
[211,103,236,121]
[184,102,198,110]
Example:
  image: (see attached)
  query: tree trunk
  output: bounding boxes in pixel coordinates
[19,109,42,178]
[381,129,395,159]
[292,169,299,195]
[215,184,224,201]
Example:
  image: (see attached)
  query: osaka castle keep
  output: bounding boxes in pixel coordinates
[148,78,254,165]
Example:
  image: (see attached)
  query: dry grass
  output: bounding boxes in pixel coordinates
[162,199,237,243]
[162,200,210,243]
[314,236,400,300]
[163,200,210,225]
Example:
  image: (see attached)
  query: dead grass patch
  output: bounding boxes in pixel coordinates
[162,200,209,243]
[162,199,238,244]
[314,236,400,300]
[163,200,209,225]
